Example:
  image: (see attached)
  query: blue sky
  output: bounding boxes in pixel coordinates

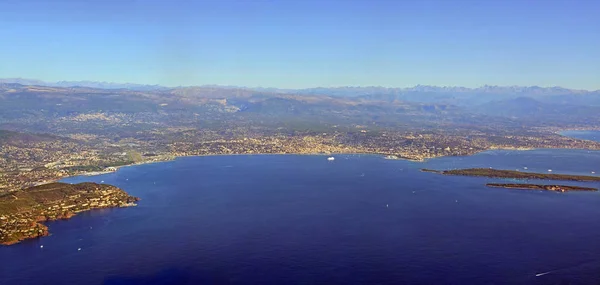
[0,0,599,89]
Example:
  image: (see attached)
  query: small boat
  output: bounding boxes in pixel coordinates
[40,245,43,249]
[78,248,82,251]
[592,171,596,174]
[547,169,552,172]
[523,167,528,170]
[327,157,335,161]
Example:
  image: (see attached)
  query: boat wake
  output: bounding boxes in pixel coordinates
[535,271,552,277]
[534,259,599,278]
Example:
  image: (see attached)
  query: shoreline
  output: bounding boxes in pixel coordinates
[0,182,140,246]
[59,147,600,181]
[27,128,600,184]
[556,128,600,133]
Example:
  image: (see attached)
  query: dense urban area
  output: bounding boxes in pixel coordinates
[2,126,600,194]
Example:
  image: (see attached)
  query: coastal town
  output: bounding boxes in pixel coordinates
[2,127,600,195]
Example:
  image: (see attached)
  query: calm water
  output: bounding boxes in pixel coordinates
[2,149,600,284]
[560,130,600,143]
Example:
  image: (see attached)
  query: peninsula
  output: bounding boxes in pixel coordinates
[487,183,597,192]
[421,168,600,182]
[0,182,139,245]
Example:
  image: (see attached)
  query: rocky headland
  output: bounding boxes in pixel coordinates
[0,182,139,245]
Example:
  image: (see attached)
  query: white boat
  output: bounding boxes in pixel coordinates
[548,169,552,172]
[327,157,335,161]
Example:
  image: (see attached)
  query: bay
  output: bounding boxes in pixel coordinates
[560,130,600,143]
[1,149,600,284]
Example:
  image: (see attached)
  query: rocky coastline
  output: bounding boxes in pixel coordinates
[0,182,139,245]
[486,183,597,192]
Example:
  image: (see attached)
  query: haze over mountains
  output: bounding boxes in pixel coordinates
[0,78,168,91]
[1,78,600,133]
[1,77,598,96]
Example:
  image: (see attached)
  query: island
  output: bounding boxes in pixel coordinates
[420,168,600,182]
[0,182,139,245]
[486,183,597,192]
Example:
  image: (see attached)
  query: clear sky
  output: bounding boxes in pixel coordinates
[0,0,599,89]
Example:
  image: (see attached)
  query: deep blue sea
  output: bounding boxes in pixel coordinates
[2,132,600,284]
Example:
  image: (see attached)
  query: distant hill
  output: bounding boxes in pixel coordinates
[259,85,594,96]
[238,86,600,113]
[0,83,487,134]
[1,81,600,132]
[0,78,48,86]
[0,78,168,91]
[473,97,600,125]
[2,78,598,100]
[0,130,67,145]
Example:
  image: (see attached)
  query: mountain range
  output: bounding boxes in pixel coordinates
[0,78,168,91]
[1,78,597,98]
[1,79,600,134]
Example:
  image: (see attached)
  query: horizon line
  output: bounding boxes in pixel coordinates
[1,77,598,92]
